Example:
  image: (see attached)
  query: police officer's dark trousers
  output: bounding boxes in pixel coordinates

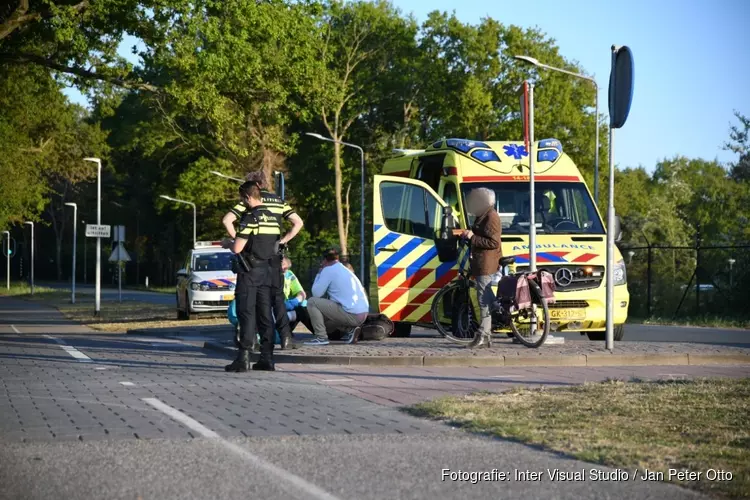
[233,266,274,368]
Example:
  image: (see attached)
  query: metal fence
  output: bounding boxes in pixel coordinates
[620,242,750,319]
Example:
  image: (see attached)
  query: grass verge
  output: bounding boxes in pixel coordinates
[8,288,226,333]
[126,285,175,294]
[0,283,58,296]
[409,378,749,498]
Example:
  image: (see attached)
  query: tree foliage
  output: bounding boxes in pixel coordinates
[0,0,747,293]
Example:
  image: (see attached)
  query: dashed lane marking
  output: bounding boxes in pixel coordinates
[43,334,93,362]
[142,397,342,500]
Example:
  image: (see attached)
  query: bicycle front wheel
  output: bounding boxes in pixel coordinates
[431,280,478,344]
[509,280,550,348]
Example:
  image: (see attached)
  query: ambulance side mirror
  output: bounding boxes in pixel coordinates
[435,205,458,262]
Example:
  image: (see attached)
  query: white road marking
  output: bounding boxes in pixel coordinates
[10,325,21,334]
[142,397,342,500]
[44,334,92,362]
[490,375,524,379]
[95,367,109,370]
[119,382,135,387]
[321,379,352,383]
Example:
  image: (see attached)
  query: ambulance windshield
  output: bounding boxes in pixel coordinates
[461,182,605,235]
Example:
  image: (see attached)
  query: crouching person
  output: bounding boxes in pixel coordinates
[281,256,313,334]
[303,248,369,346]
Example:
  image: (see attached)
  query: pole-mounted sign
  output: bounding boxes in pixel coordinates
[605,45,634,351]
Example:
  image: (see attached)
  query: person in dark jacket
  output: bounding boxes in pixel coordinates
[461,187,502,348]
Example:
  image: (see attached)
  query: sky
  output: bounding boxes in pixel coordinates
[63,0,750,171]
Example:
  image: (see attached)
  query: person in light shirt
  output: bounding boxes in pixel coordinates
[303,248,369,346]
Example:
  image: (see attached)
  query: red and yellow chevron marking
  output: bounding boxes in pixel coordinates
[374,224,464,324]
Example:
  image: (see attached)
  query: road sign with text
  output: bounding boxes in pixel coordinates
[85,224,111,238]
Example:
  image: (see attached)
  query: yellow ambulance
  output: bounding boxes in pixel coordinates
[370,138,629,340]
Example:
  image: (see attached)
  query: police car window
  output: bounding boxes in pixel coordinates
[191,252,234,272]
[380,182,440,239]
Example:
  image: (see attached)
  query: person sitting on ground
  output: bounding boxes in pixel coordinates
[303,248,369,346]
[281,256,313,334]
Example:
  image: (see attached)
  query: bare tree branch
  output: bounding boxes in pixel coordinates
[0,52,158,92]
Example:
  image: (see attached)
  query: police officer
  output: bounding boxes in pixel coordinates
[223,180,298,372]
[221,171,303,350]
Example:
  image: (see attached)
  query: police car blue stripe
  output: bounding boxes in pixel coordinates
[405,246,438,279]
[377,237,423,276]
[374,232,400,253]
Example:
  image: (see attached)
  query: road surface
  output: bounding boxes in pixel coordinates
[0,296,725,500]
[39,282,750,345]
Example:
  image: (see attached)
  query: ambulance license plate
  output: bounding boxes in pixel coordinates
[550,309,586,320]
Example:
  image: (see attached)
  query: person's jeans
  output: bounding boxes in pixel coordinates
[306,297,363,340]
[475,275,494,337]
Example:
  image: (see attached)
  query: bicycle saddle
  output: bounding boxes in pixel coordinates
[499,256,516,266]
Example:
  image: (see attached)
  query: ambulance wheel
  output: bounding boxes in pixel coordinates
[392,322,411,337]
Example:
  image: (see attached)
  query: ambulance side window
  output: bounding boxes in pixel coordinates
[415,154,446,193]
[380,182,441,239]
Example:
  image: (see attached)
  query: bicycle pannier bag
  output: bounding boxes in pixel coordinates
[538,270,556,304]
[516,274,532,309]
[496,275,518,301]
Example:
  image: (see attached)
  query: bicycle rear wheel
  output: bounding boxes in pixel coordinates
[431,280,478,344]
[509,280,550,348]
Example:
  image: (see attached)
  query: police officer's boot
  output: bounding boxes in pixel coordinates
[252,355,275,371]
[225,349,251,372]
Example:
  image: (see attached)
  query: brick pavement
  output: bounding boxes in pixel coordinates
[0,333,441,444]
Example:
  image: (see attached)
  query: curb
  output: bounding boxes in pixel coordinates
[202,341,750,368]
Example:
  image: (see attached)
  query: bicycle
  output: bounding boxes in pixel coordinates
[430,238,551,348]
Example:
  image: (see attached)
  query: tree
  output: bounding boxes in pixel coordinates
[0,64,66,229]
[0,0,161,92]
[314,0,416,256]
[42,106,108,280]
[725,111,750,182]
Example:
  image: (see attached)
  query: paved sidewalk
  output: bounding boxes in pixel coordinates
[0,297,93,335]
[203,333,750,367]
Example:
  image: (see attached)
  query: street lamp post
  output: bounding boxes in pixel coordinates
[2,230,9,290]
[209,170,244,183]
[65,203,77,304]
[24,222,34,295]
[514,55,601,204]
[83,157,102,316]
[728,258,736,289]
[306,132,366,285]
[160,195,197,248]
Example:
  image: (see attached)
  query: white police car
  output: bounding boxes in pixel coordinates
[176,241,236,320]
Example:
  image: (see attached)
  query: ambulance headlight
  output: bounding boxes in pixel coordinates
[613,259,627,286]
